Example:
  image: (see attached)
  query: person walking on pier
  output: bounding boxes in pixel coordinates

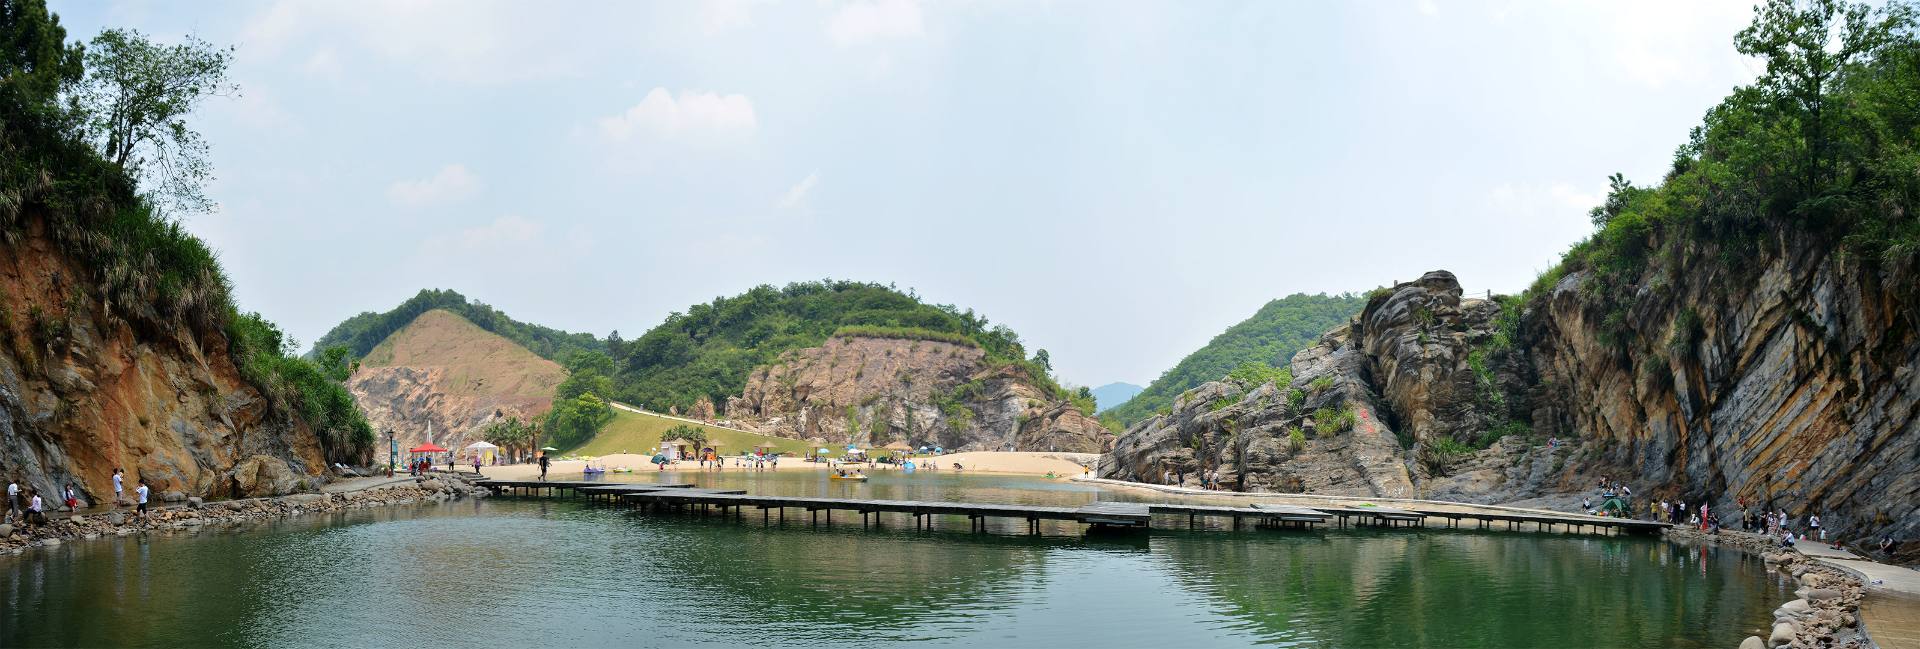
[538,454,551,481]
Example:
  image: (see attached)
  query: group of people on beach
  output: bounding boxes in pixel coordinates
[7,468,153,528]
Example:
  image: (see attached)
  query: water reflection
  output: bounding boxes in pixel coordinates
[1,477,1790,648]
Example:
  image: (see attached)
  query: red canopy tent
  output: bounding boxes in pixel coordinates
[409,443,448,453]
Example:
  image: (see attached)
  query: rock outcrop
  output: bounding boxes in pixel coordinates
[1106,243,1920,553]
[730,335,1110,453]
[346,309,565,456]
[0,217,326,505]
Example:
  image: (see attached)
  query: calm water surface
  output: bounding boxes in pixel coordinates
[1,471,1791,648]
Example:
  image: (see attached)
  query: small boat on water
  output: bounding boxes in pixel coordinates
[611,467,635,473]
[830,472,868,481]
[582,466,606,475]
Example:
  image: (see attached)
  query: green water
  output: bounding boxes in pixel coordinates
[2,471,1790,648]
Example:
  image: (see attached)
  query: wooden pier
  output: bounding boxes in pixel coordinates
[473,479,1668,537]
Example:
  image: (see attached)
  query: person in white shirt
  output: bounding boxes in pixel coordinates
[5,478,18,524]
[135,480,151,517]
[112,468,124,506]
[25,489,44,527]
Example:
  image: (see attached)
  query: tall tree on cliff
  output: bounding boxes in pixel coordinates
[74,29,235,215]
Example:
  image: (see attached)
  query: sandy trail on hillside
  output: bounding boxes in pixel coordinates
[476,451,1093,480]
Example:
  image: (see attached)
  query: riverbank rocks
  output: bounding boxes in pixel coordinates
[229,455,301,498]
[0,475,483,555]
[1669,528,1870,649]
[1740,636,1765,649]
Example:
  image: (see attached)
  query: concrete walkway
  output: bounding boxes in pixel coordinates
[1791,541,1920,649]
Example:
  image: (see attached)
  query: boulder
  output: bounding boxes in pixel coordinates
[69,515,85,524]
[161,491,187,503]
[223,500,249,511]
[229,455,303,498]
[187,497,204,509]
[282,493,327,505]
[105,512,124,526]
[420,479,446,491]
[0,524,11,537]
[1805,588,1840,602]
[1739,636,1765,649]
[1770,622,1795,645]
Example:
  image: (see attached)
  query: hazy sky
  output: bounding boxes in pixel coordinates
[52,0,1760,388]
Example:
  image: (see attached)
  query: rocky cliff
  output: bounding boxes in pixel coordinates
[346,309,566,455]
[724,335,1110,453]
[1105,256,1919,552]
[0,218,326,504]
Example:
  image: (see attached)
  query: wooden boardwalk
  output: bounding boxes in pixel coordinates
[474,479,1667,537]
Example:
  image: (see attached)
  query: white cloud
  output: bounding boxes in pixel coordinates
[778,171,820,209]
[698,0,754,35]
[240,0,576,83]
[439,214,544,250]
[598,88,758,142]
[387,164,481,207]
[1417,0,1440,17]
[827,0,924,47]
[1600,1,1755,89]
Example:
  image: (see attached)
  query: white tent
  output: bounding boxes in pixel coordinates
[464,441,500,464]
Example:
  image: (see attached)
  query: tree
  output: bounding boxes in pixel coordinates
[74,28,236,214]
[316,345,359,382]
[0,0,84,137]
[545,392,613,449]
[1735,0,1916,195]
[1031,348,1051,373]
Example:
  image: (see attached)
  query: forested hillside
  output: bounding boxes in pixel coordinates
[309,288,605,363]
[604,281,1083,415]
[1103,293,1364,427]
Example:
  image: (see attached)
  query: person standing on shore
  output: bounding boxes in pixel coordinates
[112,468,124,507]
[135,480,150,518]
[5,477,18,524]
[63,483,78,512]
[1810,513,1823,544]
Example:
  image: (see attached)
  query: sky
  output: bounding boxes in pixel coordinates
[50,0,1763,389]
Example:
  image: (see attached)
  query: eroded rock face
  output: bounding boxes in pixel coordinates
[0,218,326,505]
[1526,235,1920,552]
[732,336,1109,453]
[1105,245,1919,549]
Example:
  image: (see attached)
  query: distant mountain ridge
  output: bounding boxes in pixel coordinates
[1090,382,1143,413]
[1103,293,1366,427]
[308,288,604,363]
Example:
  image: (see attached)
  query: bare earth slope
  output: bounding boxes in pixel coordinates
[348,309,565,453]
[726,335,1110,453]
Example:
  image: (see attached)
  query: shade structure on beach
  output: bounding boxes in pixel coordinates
[540,446,558,451]
[463,441,499,450]
[883,441,912,451]
[409,443,448,453]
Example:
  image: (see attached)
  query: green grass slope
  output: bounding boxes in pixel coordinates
[1104,293,1365,427]
[568,407,845,458]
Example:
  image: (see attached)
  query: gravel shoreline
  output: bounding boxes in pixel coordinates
[1666,527,1873,649]
[0,472,488,555]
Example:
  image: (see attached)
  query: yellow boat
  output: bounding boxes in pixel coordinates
[830,473,868,481]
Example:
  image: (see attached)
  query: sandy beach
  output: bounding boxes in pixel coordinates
[477,451,1094,480]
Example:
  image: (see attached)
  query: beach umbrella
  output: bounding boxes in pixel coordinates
[464,441,499,450]
[409,443,448,453]
[540,446,559,451]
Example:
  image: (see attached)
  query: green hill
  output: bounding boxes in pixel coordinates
[309,288,605,363]
[567,407,832,458]
[1103,293,1365,427]
[608,280,1078,414]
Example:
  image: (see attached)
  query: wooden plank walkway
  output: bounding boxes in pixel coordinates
[475,479,1666,537]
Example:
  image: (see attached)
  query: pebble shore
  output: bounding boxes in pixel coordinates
[0,473,487,555]
[1666,527,1871,649]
